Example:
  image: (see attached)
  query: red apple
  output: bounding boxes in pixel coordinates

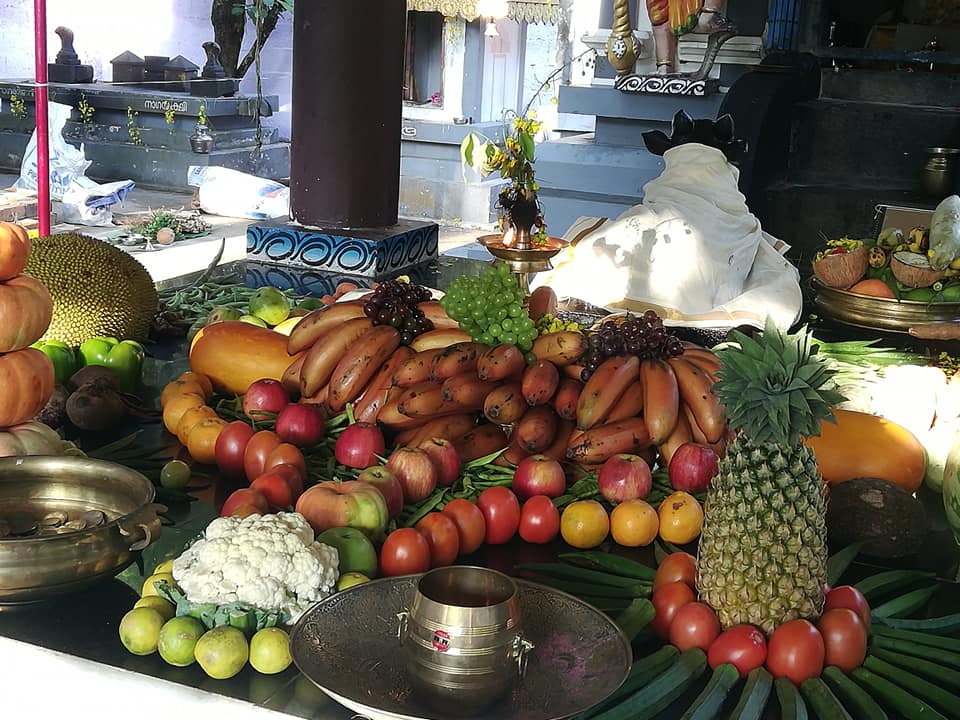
[386,447,438,503]
[357,465,405,519]
[221,487,269,517]
[598,453,653,503]
[334,422,386,469]
[512,454,566,500]
[243,379,290,420]
[668,443,720,494]
[275,403,325,447]
[418,437,462,487]
[295,480,389,539]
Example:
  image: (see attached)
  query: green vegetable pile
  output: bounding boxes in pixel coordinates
[156,580,286,636]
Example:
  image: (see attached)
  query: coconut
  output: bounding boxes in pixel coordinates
[890,251,946,288]
[812,245,869,289]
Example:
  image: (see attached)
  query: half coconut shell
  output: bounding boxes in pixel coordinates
[812,246,869,289]
[890,251,946,288]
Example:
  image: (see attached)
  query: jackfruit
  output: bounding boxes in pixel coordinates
[25,233,158,345]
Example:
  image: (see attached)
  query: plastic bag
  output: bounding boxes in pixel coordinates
[187,165,289,220]
[16,102,92,201]
[58,177,136,226]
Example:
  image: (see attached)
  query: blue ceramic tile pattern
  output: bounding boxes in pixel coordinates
[246,219,439,278]
[245,260,440,297]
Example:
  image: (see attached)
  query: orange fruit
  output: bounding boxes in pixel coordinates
[186,417,228,465]
[658,491,704,545]
[161,379,208,408]
[610,499,659,547]
[560,500,610,549]
[847,278,895,299]
[177,372,214,398]
[162,392,207,434]
[176,405,219,445]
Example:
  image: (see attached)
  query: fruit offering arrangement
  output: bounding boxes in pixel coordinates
[812,195,960,301]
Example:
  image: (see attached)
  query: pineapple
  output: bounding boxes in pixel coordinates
[696,317,844,633]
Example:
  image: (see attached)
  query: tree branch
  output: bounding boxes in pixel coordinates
[210,0,247,78]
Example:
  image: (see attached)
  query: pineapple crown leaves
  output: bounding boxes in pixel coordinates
[714,316,846,446]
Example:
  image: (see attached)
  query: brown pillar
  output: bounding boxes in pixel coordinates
[289,0,406,228]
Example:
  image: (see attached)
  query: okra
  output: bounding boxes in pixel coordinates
[531,577,648,599]
[679,662,741,720]
[559,551,657,581]
[871,647,960,695]
[871,585,939,619]
[872,625,960,654]
[826,541,865,587]
[800,677,853,720]
[821,666,888,720]
[872,635,960,670]
[729,667,774,720]
[775,676,810,720]
[515,562,653,589]
[854,570,935,602]
[862,656,958,718]
[872,610,960,634]
[852,666,947,719]
[591,648,707,720]
[613,599,655,643]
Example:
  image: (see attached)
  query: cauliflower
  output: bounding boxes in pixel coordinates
[172,512,339,623]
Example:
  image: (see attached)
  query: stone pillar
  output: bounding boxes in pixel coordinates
[289,0,406,228]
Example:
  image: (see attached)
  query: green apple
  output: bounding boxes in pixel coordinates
[316,526,378,578]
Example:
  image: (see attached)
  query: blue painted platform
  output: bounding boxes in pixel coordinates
[246,219,439,279]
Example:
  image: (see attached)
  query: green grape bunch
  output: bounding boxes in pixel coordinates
[439,263,538,352]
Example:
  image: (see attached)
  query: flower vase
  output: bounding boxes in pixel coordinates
[503,194,540,250]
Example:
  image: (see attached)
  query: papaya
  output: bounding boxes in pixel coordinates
[803,409,926,494]
[189,321,301,395]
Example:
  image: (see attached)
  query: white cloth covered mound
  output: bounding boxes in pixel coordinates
[531,143,803,330]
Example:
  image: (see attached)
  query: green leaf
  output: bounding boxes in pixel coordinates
[520,131,536,162]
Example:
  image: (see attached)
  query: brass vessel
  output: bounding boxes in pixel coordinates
[812,278,960,334]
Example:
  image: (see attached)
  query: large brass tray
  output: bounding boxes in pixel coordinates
[812,279,960,334]
[291,575,631,720]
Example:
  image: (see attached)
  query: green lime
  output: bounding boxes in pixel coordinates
[239,314,269,328]
[941,284,960,302]
[141,572,175,598]
[158,616,206,667]
[119,607,165,656]
[195,627,249,679]
[249,287,291,326]
[160,459,191,489]
[337,572,370,591]
[249,627,293,675]
[903,287,936,302]
[206,306,243,325]
[316,527,378,578]
[134,595,176,621]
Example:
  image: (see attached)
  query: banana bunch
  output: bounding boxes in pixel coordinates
[534,313,581,335]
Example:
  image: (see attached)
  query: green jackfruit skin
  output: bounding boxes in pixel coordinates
[25,233,158,346]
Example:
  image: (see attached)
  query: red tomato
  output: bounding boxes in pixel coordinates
[476,486,521,545]
[221,487,269,517]
[243,430,280,482]
[264,462,304,500]
[650,581,696,639]
[250,471,294,509]
[379,528,431,577]
[708,624,768,677]
[824,585,871,632]
[263,443,307,481]
[215,421,255,480]
[518,496,561,544]
[817,608,867,673]
[442,499,486,555]
[766,619,825,685]
[669,602,721,652]
[653,552,697,592]
[416,512,461,568]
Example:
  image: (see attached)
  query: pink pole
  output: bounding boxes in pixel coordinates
[33,0,50,236]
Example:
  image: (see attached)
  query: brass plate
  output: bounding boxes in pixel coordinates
[812,279,960,334]
[478,235,568,264]
[291,575,631,720]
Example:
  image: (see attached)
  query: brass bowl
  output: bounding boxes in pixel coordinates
[0,456,164,604]
[811,278,960,333]
[478,235,568,264]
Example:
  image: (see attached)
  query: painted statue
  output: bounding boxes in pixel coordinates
[646,0,738,79]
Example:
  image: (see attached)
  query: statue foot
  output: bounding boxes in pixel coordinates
[694,9,737,35]
[654,61,678,76]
